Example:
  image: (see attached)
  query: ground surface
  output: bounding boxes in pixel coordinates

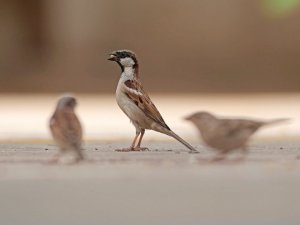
[0,142,300,225]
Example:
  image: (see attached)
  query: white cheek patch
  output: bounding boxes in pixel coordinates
[120,57,135,67]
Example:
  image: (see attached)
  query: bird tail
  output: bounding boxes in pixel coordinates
[166,130,199,153]
[265,118,290,126]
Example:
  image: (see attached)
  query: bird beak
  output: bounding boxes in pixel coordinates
[108,54,117,61]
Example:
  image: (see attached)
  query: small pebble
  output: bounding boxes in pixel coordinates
[95,148,98,151]
[45,148,48,151]
[280,147,283,150]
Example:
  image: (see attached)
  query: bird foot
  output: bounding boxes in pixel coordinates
[188,150,199,154]
[133,147,149,151]
[115,147,134,152]
[115,147,149,152]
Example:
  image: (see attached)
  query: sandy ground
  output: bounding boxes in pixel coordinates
[0,142,300,225]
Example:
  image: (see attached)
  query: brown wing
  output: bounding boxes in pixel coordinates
[124,79,170,130]
[219,119,263,137]
[50,111,82,149]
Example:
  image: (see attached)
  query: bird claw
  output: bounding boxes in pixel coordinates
[115,148,134,152]
[115,147,149,152]
[133,147,149,151]
[188,150,199,154]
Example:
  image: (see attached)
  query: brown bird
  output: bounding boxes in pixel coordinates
[49,95,83,163]
[108,50,198,153]
[185,111,288,160]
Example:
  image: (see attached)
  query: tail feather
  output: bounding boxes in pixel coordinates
[265,118,290,126]
[166,130,199,153]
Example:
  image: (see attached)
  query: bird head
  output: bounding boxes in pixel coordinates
[184,111,217,130]
[108,50,138,70]
[57,95,77,110]
[185,111,215,122]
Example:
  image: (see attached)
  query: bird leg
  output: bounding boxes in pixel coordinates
[115,131,140,152]
[134,129,149,151]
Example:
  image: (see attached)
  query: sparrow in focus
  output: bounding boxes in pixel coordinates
[49,95,84,163]
[185,111,289,160]
[108,50,198,153]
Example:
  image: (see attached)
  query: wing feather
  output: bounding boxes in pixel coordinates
[219,119,262,137]
[124,80,170,130]
[50,112,82,149]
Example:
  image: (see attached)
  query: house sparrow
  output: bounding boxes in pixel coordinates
[108,50,198,153]
[49,95,84,163]
[185,111,289,160]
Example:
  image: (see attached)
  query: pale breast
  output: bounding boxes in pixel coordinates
[116,81,152,129]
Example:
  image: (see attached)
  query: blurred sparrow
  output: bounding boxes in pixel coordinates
[185,111,288,160]
[49,95,84,163]
[108,50,198,153]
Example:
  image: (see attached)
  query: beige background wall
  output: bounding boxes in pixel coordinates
[1,0,300,93]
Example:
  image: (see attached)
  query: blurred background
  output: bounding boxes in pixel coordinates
[0,0,299,141]
[1,3,299,225]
